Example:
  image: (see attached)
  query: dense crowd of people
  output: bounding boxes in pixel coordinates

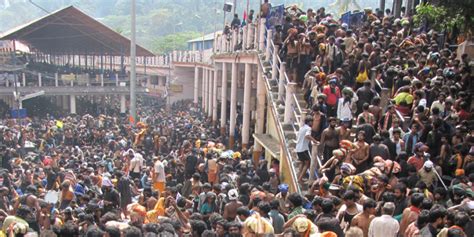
[0,1,472,237]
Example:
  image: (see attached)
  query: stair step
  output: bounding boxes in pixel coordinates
[283,130,296,140]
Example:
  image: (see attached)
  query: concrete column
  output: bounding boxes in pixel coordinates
[208,70,213,118]
[229,62,238,148]
[212,70,218,123]
[284,82,297,124]
[38,73,42,87]
[265,29,273,61]
[259,19,266,50]
[62,95,69,111]
[242,63,252,148]
[194,67,199,105]
[70,95,76,114]
[394,0,402,18]
[201,68,206,109]
[220,63,228,135]
[22,73,26,87]
[115,73,119,86]
[253,66,265,165]
[203,69,208,113]
[120,95,126,114]
[5,78,9,87]
[55,73,58,87]
[100,74,104,87]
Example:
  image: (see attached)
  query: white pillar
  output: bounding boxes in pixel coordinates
[201,68,206,109]
[278,62,286,101]
[194,67,199,105]
[115,73,119,86]
[265,29,273,61]
[5,78,9,87]
[38,73,42,87]
[120,95,126,114]
[55,73,58,87]
[208,69,213,118]
[22,73,26,87]
[242,63,252,147]
[62,95,69,111]
[203,69,208,113]
[100,74,104,87]
[220,63,228,134]
[212,70,218,123]
[70,95,76,114]
[284,82,297,124]
[259,19,266,51]
[229,62,238,147]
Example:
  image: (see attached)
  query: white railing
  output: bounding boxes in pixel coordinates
[214,22,259,53]
[259,19,323,191]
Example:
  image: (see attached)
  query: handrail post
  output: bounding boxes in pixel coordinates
[259,19,266,51]
[278,62,286,101]
[38,73,42,87]
[55,73,58,87]
[272,45,279,80]
[284,82,297,124]
[300,110,307,127]
[265,29,273,61]
[242,26,248,50]
[232,29,237,52]
[247,23,253,49]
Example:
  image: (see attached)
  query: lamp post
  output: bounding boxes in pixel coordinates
[130,0,137,123]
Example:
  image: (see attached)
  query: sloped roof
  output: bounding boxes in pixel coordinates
[0,6,154,56]
[187,31,221,43]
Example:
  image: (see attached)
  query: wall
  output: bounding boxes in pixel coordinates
[169,66,195,103]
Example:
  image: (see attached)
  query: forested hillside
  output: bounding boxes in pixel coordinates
[0,0,386,54]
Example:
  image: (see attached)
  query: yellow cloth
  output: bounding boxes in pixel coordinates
[243,213,274,235]
[146,197,166,223]
[394,92,414,105]
[56,120,64,129]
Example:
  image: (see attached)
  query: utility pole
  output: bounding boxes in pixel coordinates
[232,0,237,16]
[130,0,137,123]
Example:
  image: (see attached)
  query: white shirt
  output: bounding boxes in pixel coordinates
[296,124,312,153]
[337,96,357,121]
[130,154,144,173]
[154,160,166,182]
[368,214,399,237]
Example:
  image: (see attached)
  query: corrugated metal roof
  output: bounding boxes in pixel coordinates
[187,31,221,43]
[0,6,154,56]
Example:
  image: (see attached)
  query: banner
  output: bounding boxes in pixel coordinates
[266,4,285,30]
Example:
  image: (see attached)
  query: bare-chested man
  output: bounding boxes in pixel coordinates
[351,131,370,173]
[223,189,243,221]
[319,117,339,163]
[351,198,376,237]
[336,119,352,141]
[311,105,327,141]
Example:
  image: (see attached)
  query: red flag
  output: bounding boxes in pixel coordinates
[243,10,247,21]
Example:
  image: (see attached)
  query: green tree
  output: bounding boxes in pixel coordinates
[151,31,201,54]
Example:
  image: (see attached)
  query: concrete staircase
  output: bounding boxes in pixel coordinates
[259,52,313,191]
